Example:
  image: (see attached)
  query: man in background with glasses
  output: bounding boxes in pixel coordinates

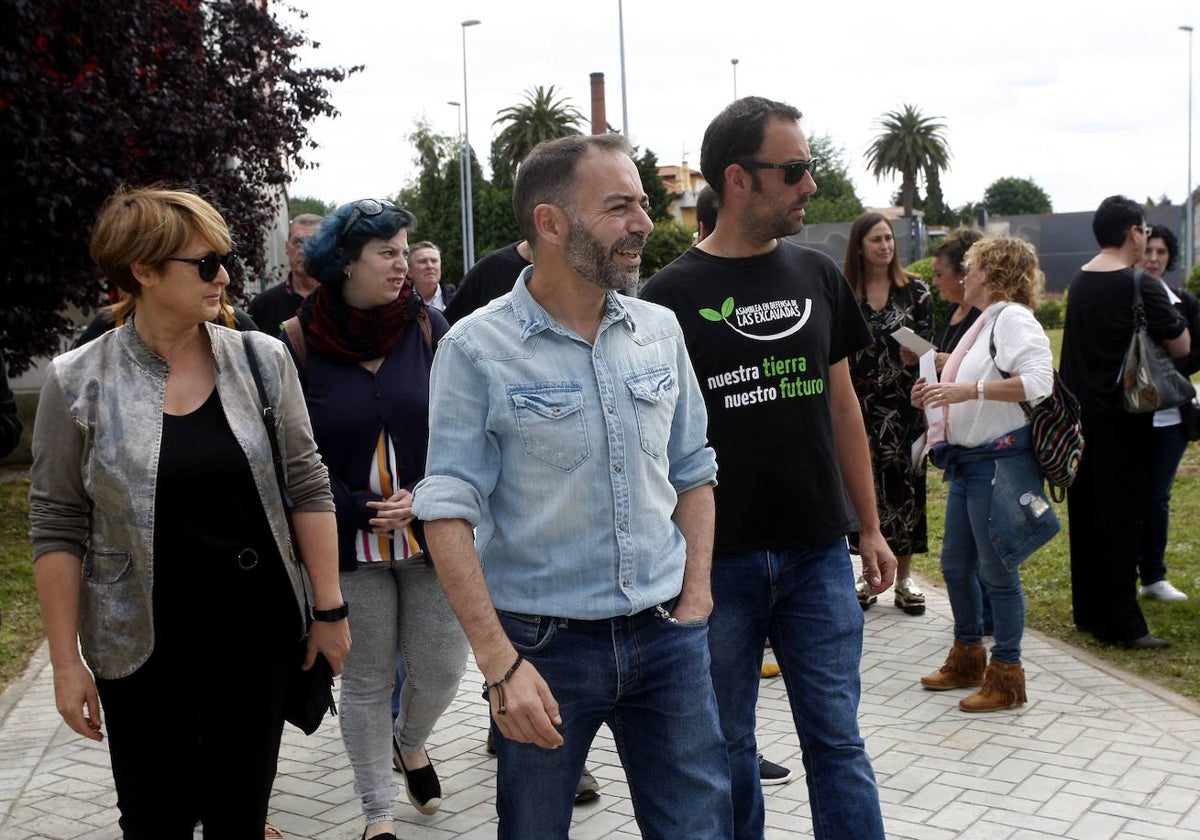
[248,213,323,335]
[643,96,893,840]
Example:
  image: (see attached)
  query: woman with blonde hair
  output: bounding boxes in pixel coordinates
[843,212,934,615]
[913,235,1057,711]
[30,185,349,837]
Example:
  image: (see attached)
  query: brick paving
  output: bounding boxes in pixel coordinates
[3,574,1200,839]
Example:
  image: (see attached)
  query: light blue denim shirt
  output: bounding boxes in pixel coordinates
[413,267,717,620]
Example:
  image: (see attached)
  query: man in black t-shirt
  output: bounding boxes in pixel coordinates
[643,96,894,840]
[443,240,531,325]
[247,214,323,335]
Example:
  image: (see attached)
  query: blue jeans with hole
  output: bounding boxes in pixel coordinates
[708,541,885,840]
[941,458,1027,663]
[493,607,732,840]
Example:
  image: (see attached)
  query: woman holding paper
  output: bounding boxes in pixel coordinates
[843,212,934,614]
[912,235,1056,711]
[931,229,984,371]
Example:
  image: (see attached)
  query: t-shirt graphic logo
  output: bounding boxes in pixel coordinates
[698,296,813,341]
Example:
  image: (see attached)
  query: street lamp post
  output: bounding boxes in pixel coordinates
[448,100,467,276]
[1182,25,1194,276]
[618,0,629,136]
[461,19,481,270]
[731,58,739,100]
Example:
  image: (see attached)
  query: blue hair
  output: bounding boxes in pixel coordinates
[304,200,417,286]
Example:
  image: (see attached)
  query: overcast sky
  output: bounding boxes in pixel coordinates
[285,1,1197,219]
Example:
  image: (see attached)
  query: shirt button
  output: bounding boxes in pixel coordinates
[606,405,614,414]
[614,464,622,473]
[619,522,628,532]
[622,578,630,587]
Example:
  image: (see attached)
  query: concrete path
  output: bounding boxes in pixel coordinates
[3,578,1199,839]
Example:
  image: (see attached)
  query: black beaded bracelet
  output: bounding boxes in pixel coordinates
[480,652,524,716]
[311,602,349,622]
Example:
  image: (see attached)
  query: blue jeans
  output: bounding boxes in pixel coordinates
[941,458,1027,663]
[708,542,884,840]
[494,607,732,840]
[1138,422,1189,586]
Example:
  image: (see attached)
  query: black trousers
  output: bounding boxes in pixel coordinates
[96,549,299,839]
[1067,411,1153,643]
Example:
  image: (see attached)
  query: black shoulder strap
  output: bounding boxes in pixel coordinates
[1131,268,1147,328]
[242,333,293,511]
[987,305,1012,378]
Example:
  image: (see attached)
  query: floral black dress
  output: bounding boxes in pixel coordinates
[849,280,934,556]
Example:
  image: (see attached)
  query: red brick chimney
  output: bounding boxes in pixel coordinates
[590,72,606,135]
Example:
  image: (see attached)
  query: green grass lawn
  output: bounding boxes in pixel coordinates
[0,477,41,691]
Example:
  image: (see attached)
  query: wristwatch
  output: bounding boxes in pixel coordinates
[311,602,349,622]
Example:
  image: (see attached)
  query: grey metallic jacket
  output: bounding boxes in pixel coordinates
[29,321,335,679]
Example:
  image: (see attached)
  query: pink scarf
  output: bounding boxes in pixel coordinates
[926,312,988,448]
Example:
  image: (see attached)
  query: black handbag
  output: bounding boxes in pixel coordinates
[243,334,337,735]
[1121,270,1196,414]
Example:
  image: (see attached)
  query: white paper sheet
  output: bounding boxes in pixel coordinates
[890,326,937,357]
[919,350,939,427]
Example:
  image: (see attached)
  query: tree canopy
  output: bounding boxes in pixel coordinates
[0,0,356,374]
[804,134,865,224]
[489,85,584,190]
[865,104,951,218]
[982,176,1053,216]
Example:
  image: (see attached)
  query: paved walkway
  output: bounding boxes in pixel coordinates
[3,577,1200,839]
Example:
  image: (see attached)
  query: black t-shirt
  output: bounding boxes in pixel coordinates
[1060,267,1186,418]
[155,388,294,648]
[642,240,872,553]
[933,303,981,354]
[444,243,530,324]
[247,278,305,336]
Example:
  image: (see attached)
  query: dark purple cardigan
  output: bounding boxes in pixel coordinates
[285,309,448,571]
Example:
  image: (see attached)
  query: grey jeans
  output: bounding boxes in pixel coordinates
[338,557,469,824]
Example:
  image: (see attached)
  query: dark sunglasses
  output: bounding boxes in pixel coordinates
[340,198,398,240]
[737,158,820,185]
[166,251,236,282]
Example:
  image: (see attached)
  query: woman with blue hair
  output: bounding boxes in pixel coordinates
[288,199,468,840]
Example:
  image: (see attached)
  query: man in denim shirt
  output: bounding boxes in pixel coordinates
[413,133,733,839]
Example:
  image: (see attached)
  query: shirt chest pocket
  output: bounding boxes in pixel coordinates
[625,366,676,458]
[508,384,590,471]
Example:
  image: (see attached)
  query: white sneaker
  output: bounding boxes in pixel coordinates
[1140,580,1189,601]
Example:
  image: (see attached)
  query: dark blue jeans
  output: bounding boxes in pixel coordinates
[708,542,885,840]
[1138,422,1189,586]
[493,606,732,840]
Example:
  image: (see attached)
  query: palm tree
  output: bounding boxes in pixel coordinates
[490,85,584,188]
[865,104,951,217]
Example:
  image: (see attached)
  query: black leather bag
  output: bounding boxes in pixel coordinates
[1121,270,1196,414]
[283,645,336,736]
[243,334,337,735]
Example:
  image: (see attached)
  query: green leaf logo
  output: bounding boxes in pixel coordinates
[699,297,736,322]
